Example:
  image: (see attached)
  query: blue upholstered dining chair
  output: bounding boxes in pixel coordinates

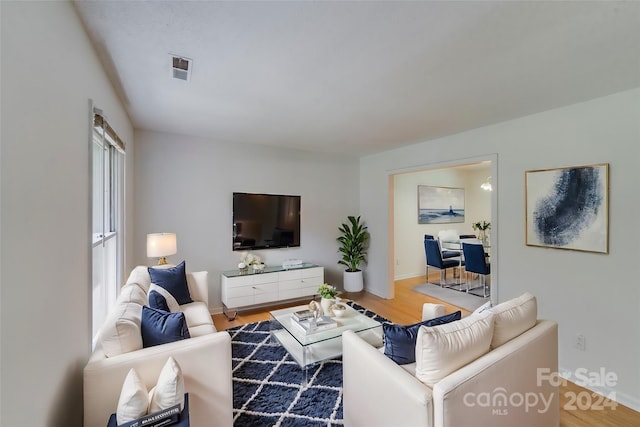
[462,242,490,297]
[424,238,464,288]
[424,234,460,259]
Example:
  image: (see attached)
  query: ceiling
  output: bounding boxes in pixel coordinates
[73,1,640,156]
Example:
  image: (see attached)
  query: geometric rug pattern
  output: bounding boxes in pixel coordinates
[226,303,388,426]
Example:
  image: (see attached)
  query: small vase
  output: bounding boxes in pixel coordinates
[320,298,334,317]
[238,262,248,275]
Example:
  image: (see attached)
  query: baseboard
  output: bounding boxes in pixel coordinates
[394,272,418,280]
[209,306,223,315]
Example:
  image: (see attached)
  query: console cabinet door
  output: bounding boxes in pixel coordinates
[279,267,324,300]
[252,275,279,304]
[222,275,255,308]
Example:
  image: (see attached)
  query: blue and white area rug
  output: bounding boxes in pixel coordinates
[227,303,387,426]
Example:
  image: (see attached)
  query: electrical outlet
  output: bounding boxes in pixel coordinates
[396,259,400,265]
[575,334,586,351]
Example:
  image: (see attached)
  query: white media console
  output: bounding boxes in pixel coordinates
[221,263,324,320]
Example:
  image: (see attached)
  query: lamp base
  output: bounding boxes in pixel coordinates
[157,257,168,265]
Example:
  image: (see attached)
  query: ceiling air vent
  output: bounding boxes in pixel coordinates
[171,55,192,81]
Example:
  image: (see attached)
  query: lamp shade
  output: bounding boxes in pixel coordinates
[147,233,177,258]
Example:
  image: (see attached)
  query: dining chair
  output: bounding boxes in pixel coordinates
[424,238,464,289]
[424,234,460,259]
[462,242,490,297]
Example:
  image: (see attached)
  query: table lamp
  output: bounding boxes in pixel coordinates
[147,232,177,265]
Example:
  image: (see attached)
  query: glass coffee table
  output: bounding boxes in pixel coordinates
[270,304,383,385]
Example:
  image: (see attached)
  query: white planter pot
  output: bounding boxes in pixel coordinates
[321,297,334,317]
[343,270,364,292]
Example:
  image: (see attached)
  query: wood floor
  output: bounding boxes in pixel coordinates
[212,275,640,427]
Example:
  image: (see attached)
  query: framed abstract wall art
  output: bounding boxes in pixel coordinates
[525,163,609,253]
[418,185,465,224]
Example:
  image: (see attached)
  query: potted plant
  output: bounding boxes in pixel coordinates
[471,220,491,244]
[337,215,369,292]
[317,283,339,315]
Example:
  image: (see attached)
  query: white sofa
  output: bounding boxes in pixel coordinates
[84,266,233,427]
[343,293,559,427]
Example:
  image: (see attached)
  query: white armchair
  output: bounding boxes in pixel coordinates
[343,295,559,427]
[83,266,233,427]
[84,332,232,427]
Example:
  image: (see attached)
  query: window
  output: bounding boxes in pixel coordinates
[92,108,125,341]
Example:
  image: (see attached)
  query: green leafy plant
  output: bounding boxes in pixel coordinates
[472,220,491,243]
[337,215,369,272]
[472,220,491,232]
[317,283,339,299]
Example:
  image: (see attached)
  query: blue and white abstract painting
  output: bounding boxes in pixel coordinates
[418,186,465,224]
[526,164,608,253]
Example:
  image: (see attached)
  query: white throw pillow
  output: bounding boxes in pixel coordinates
[415,311,494,387]
[116,368,149,424]
[100,303,143,357]
[148,357,185,413]
[489,292,537,348]
[421,303,445,321]
[148,283,181,312]
[472,300,492,316]
[186,271,207,303]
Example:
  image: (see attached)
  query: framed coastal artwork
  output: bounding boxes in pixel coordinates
[418,185,465,224]
[525,163,609,253]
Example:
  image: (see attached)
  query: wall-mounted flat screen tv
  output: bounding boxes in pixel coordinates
[232,192,301,251]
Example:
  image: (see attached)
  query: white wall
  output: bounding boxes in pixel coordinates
[0,2,134,426]
[361,88,640,410]
[393,166,491,279]
[133,130,359,311]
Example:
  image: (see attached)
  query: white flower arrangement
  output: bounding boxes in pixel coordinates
[240,251,263,266]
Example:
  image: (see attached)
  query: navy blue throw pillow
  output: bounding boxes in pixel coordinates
[383,311,462,364]
[141,306,190,348]
[148,260,192,305]
[148,290,170,312]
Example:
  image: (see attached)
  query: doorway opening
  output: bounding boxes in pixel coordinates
[389,156,497,308]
